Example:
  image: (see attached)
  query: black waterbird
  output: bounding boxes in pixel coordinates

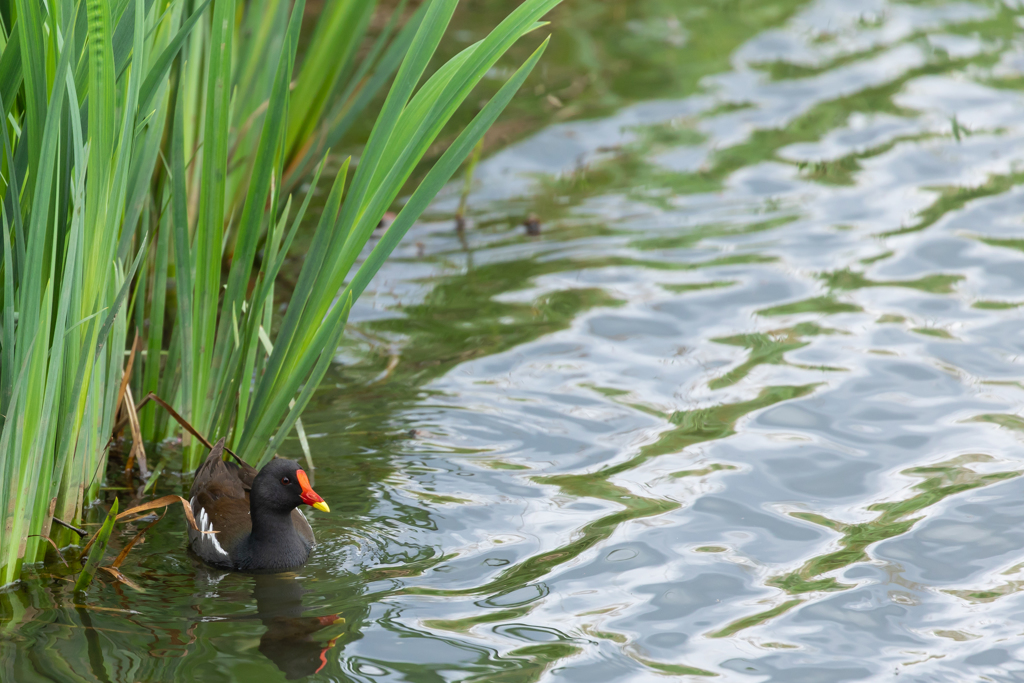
[188,439,330,571]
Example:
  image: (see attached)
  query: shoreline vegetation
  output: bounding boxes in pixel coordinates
[0,0,559,586]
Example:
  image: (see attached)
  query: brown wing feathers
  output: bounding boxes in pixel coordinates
[189,439,250,565]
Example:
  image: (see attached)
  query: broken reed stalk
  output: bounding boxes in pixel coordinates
[52,518,87,537]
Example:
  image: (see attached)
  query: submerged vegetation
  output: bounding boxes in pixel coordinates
[0,0,561,585]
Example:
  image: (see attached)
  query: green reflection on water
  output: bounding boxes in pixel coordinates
[758,296,863,316]
[661,280,737,293]
[403,384,816,609]
[976,235,1024,254]
[911,327,957,339]
[709,599,803,639]
[773,454,1019,595]
[945,560,1024,605]
[820,268,963,293]
[630,216,797,251]
[972,299,1023,310]
[710,455,1021,638]
[886,170,1024,237]
[968,413,1024,431]
[630,655,717,677]
[710,325,843,389]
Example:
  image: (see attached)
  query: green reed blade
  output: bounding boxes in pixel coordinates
[12,0,46,198]
[247,0,462,406]
[234,0,289,111]
[170,77,193,433]
[141,204,170,441]
[111,0,148,263]
[0,26,21,118]
[211,0,304,399]
[344,0,560,247]
[251,39,550,465]
[259,292,352,466]
[0,203,13,441]
[284,0,374,158]
[0,91,16,419]
[315,0,557,320]
[0,334,36,571]
[286,0,419,186]
[234,164,349,458]
[16,0,77,368]
[189,0,235,465]
[111,0,152,78]
[320,1,417,151]
[137,0,210,117]
[291,0,558,371]
[6,282,55,581]
[230,156,327,441]
[336,0,458,230]
[93,234,150,367]
[228,191,290,439]
[123,0,182,246]
[73,498,118,593]
[349,38,550,304]
[248,157,329,338]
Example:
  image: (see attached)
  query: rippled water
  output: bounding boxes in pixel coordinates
[8,0,1024,680]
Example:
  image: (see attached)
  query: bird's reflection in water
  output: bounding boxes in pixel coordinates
[251,572,350,680]
[195,564,356,680]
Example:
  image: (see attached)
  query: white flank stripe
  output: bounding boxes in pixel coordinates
[195,505,229,557]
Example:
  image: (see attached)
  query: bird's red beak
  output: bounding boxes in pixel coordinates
[296,469,330,512]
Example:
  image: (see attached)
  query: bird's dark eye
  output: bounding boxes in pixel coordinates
[280,476,291,486]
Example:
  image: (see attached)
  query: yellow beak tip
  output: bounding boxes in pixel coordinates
[312,501,330,513]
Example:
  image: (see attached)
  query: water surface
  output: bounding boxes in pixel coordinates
[7,0,1024,680]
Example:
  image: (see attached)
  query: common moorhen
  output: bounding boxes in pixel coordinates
[188,439,330,571]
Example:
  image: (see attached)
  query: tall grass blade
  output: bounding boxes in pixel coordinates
[73,498,118,593]
[189,0,235,467]
[170,78,193,436]
[0,27,21,117]
[350,38,550,302]
[137,0,211,116]
[211,0,304,403]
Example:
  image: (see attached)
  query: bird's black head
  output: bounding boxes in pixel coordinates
[251,458,330,514]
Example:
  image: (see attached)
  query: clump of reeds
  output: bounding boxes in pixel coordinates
[0,0,559,585]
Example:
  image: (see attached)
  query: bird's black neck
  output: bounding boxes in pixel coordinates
[242,505,309,571]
